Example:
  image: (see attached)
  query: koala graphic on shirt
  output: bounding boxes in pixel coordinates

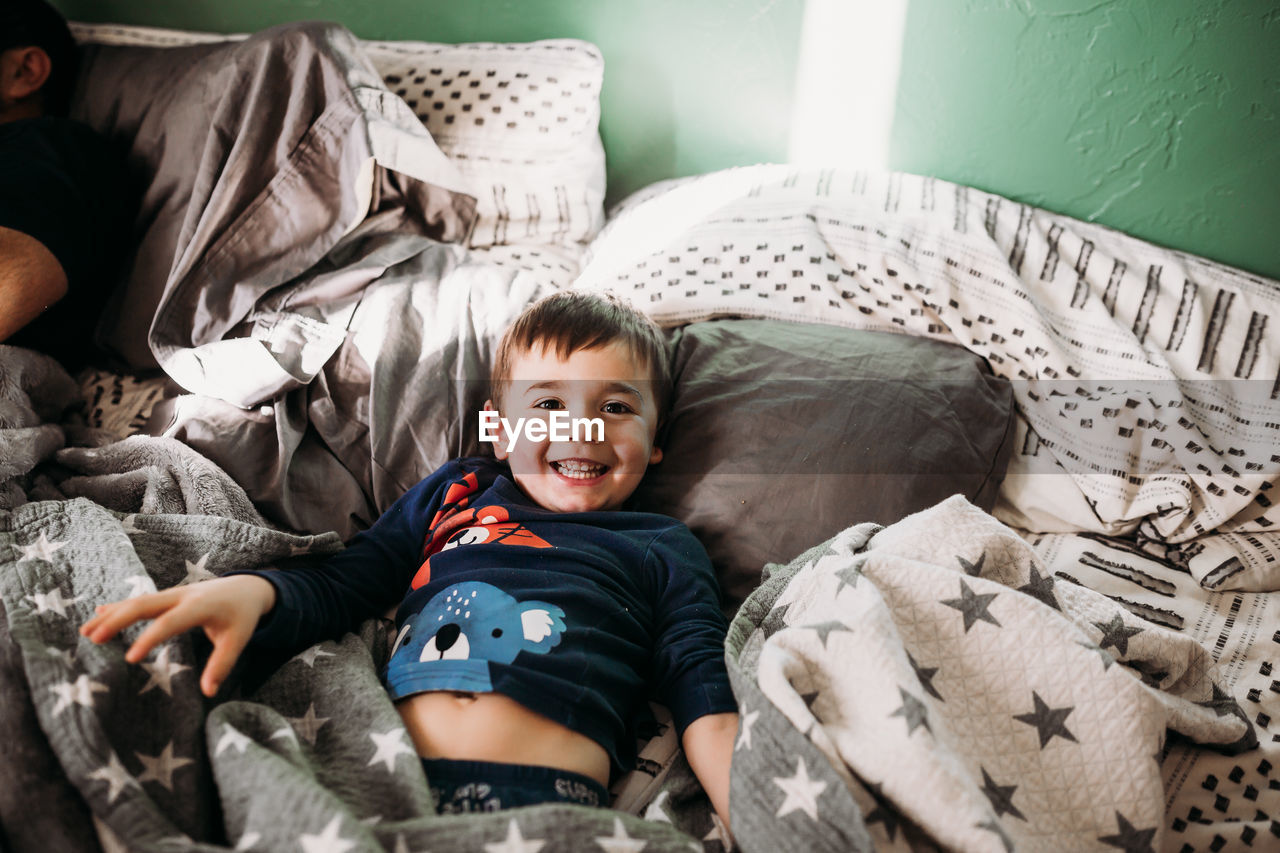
[384,582,566,696]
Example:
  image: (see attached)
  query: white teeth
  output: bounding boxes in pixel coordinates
[553,460,606,479]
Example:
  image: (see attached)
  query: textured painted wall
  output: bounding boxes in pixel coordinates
[890,0,1279,280]
[48,0,804,206]
[48,0,1278,278]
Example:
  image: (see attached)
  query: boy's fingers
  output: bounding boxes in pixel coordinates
[200,628,251,697]
[82,601,127,632]
[124,609,194,663]
[80,600,131,637]
[82,591,176,641]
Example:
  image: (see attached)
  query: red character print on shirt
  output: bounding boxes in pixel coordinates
[412,501,552,590]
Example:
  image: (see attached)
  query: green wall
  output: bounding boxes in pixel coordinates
[49,0,805,207]
[890,0,1279,280]
[51,0,1278,279]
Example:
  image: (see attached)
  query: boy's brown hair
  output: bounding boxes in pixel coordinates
[490,290,672,422]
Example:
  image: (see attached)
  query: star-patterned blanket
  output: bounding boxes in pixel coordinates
[0,496,733,852]
[724,496,1255,853]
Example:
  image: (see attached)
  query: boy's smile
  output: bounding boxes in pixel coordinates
[488,341,663,513]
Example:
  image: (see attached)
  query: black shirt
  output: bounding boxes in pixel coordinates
[0,116,133,369]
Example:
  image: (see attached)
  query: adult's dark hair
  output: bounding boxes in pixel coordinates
[0,0,79,115]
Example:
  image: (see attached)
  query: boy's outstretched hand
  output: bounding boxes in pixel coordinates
[80,575,277,698]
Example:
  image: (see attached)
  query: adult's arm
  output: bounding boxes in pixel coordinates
[0,226,67,341]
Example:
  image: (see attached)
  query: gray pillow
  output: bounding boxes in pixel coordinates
[631,319,1015,608]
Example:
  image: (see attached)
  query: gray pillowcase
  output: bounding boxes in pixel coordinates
[631,319,1016,608]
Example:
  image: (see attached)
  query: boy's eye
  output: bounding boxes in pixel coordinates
[602,401,634,415]
[534,399,564,410]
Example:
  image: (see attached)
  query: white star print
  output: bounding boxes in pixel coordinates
[270,726,298,744]
[24,586,81,617]
[215,725,252,756]
[87,752,138,803]
[296,645,336,667]
[179,553,215,585]
[299,816,357,853]
[93,815,129,853]
[17,531,67,563]
[289,542,312,556]
[773,757,827,821]
[736,707,760,751]
[642,791,671,823]
[136,741,194,790]
[594,816,647,853]
[121,514,145,535]
[124,574,154,598]
[391,834,432,853]
[484,819,545,853]
[367,728,416,772]
[50,674,109,716]
[139,645,191,697]
[702,814,732,848]
[234,831,261,851]
[45,645,76,668]
[287,704,331,745]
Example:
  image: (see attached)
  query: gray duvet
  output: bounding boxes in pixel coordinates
[70,22,547,539]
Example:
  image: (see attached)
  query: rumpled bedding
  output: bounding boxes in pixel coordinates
[7,347,1249,852]
[0,346,260,523]
[148,247,546,538]
[0,23,727,850]
[1,23,645,852]
[725,497,1253,852]
[0,347,719,851]
[75,21,475,391]
[576,166,1280,591]
[6,22,1276,851]
[73,21,547,540]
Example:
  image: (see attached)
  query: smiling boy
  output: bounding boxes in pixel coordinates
[82,290,739,826]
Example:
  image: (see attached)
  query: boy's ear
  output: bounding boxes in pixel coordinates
[0,47,53,104]
[649,445,663,465]
[483,399,510,460]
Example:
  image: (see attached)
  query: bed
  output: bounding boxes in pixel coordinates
[2,19,1278,853]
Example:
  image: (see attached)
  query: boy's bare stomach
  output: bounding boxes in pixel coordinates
[396,690,611,788]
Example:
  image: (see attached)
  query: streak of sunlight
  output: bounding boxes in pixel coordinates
[787,0,909,170]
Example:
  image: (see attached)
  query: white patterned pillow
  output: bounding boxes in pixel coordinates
[71,24,606,253]
[362,39,605,250]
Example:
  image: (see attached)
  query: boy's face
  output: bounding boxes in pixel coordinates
[487,341,663,513]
